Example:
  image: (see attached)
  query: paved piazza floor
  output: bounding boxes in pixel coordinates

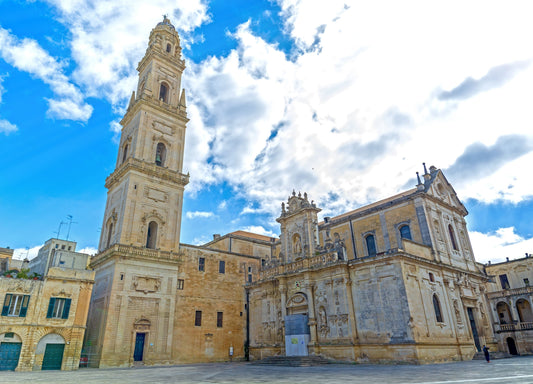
[3,356,533,383]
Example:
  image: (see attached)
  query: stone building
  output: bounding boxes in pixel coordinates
[0,240,94,371]
[82,17,505,367]
[485,255,533,356]
[83,17,260,368]
[248,166,497,363]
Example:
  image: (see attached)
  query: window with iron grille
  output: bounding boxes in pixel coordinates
[195,310,202,326]
[217,312,223,328]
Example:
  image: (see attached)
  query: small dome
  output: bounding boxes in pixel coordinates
[157,15,175,30]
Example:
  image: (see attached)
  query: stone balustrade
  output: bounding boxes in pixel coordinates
[92,243,183,267]
[494,321,533,333]
[259,251,343,280]
[486,285,533,299]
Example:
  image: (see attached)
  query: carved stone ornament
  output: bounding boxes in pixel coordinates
[51,289,71,298]
[132,276,161,294]
[134,317,151,331]
[286,293,308,308]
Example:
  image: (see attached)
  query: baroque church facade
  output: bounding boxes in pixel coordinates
[84,18,499,367]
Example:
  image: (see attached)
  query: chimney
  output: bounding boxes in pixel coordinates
[213,234,221,240]
[506,257,510,262]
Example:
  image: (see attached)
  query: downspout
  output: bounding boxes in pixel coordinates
[245,288,250,361]
[349,220,357,259]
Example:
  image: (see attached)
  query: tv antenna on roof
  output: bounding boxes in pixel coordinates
[65,214,78,241]
[54,220,66,239]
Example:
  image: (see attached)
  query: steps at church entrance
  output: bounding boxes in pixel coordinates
[252,356,331,366]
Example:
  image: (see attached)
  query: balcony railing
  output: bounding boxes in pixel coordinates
[259,251,342,280]
[486,286,533,299]
[494,321,533,333]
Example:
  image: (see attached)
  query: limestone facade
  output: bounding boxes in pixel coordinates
[485,256,533,355]
[0,251,94,371]
[84,18,260,368]
[248,167,497,363]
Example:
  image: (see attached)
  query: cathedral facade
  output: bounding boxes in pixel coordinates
[84,18,498,367]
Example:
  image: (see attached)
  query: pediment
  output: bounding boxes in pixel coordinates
[426,170,467,215]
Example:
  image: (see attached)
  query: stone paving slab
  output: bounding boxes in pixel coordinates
[2,356,533,384]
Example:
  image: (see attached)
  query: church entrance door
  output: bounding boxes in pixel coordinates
[285,314,309,356]
[467,308,481,352]
[133,333,146,362]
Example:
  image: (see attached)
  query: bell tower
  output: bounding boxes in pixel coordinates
[98,16,189,252]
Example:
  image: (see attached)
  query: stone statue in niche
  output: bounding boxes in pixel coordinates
[318,306,329,338]
[453,300,462,324]
[334,232,347,260]
[293,234,302,254]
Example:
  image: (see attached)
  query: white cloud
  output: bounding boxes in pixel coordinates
[0,75,17,134]
[78,246,98,255]
[13,245,42,260]
[470,227,533,264]
[43,0,209,109]
[186,211,215,219]
[0,119,17,135]
[0,27,93,121]
[181,1,533,223]
[240,225,278,238]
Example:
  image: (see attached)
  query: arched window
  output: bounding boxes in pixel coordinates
[146,221,158,249]
[365,234,376,256]
[122,144,128,164]
[448,224,458,250]
[399,225,412,240]
[106,222,114,248]
[159,82,169,103]
[155,143,166,166]
[166,43,171,53]
[433,294,443,323]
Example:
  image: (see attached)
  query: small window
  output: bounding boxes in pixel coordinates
[166,43,171,53]
[146,221,158,249]
[61,245,66,250]
[46,297,71,319]
[399,225,412,240]
[217,311,223,328]
[159,83,169,103]
[122,144,129,164]
[120,273,124,281]
[219,260,225,274]
[500,274,510,290]
[4,332,14,338]
[433,294,443,323]
[155,143,167,167]
[55,244,59,249]
[261,259,266,267]
[199,257,205,272]
[448,224,458,251]
[177,279,184,290]
[195,310,202,326]
[429,273,435,282]
[365,234,376,256]
[107,222,114,248]
[248,266,253,283]
[524,278,530,287]
[68,246,72,251]
[2,294,30,317]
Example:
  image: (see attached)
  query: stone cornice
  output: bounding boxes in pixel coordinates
[90,243,183,269]
[105,158,189,189]
[121,94,188,127]
[137,47,185,74]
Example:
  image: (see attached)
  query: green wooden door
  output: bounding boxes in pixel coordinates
[0,342,22,371]
[42,343,65,370]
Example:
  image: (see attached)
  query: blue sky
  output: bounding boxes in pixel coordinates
[1,0,532,263]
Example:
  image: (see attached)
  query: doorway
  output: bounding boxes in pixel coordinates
[507,337,518,355]
[133,333,146,362]
[42,344,65,370]
[0,342,22,371]
[467,307,481,352]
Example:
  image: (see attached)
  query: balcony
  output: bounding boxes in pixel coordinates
[259,251,343,280]
[486,286,533,299]
[494,321,533,333]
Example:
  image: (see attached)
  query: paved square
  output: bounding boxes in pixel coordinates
[2,356,533,383]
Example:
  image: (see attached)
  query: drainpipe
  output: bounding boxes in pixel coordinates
[245,288,250,361]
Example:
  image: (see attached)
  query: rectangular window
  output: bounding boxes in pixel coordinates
[177,279,184,290]
[46,297,71,319]
[1,294,30,317]
[219,260,225,274]
[217,312,223,328]
[195,310,202,326]
[499,274,510,290]
[198,257,205,272]
[248,266,253,283]
[525,278,530,287]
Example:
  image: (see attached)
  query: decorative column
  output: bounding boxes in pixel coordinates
[344,274,359,342]
[306,282,318,349]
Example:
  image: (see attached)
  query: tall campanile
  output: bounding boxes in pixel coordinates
[99,16,189,253]
[86,18,190,368]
